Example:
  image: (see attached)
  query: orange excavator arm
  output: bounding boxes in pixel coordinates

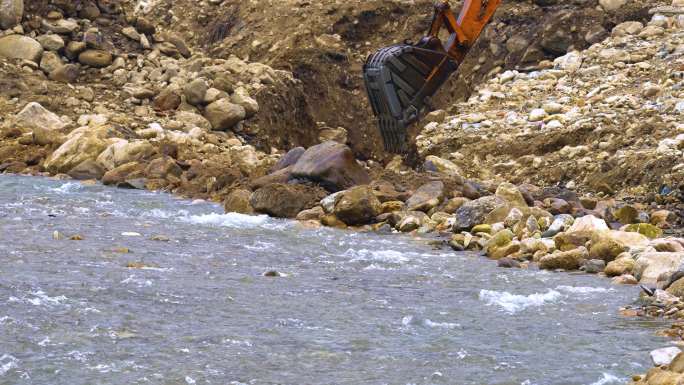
[363,0,502,153]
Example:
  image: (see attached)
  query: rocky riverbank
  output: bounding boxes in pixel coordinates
[1,0,684,383]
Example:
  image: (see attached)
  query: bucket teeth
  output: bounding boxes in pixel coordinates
[363,44,456,153]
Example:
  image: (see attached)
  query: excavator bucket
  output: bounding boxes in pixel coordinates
[363,44,458,153]
[363,0,502,153]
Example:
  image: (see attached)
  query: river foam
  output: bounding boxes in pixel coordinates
[479,289,563,313]
[588,373,622,385]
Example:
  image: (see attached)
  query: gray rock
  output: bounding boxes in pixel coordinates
[0,0,23,29]
[184,78,208,106]
[452,196,506,232]
[42,18,79,34]
[250,184,323,218]
[0,35,43,63]
[397,211,429,232]
[580,259,606,274]
[542,214,574,238]
[271,147,305,172]
[230,87,259,118]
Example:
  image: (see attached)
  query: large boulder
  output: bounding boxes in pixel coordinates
[43,132,108,173]
[604,256,635,277]
[204,98,246,131]
[15,102,66,131]
[452,196,506,232]
[0,35,43,63]
[96,140,155,171]
[101,162,146,187]
[333,185,382,226]
[290,141,370,192]
[566,215,609,235]
[250,184,324,218]
[223,189,254,215]
[0,0,23,29]
[405,181,444,212]
[539,247,588,270]
[67,159,105,180]
[495,182,528,208]
[633,252,684,286]
[144,157,181,179]
[271,147,305,172]
[588,231,649,262]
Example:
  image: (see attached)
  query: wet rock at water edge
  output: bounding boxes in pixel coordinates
[452,196,506,232]
[580,259,605,274]
[223,189,254,215]
[497,257,521,268]
[332,185,382,226]
[539,247,588,271]
[250,183,325,219]
[650,347,682,366]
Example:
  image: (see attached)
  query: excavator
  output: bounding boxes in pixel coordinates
[363,0,502,153]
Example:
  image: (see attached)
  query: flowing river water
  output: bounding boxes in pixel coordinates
[0,174,673,385]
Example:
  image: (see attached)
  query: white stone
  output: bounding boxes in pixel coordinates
[15,102,66,131]
[567,215,609,234]
[650,347,681,366]
[528,109,547,122]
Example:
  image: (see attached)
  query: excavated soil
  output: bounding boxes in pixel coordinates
[131,0,666,161]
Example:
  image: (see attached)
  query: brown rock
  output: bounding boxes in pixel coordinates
[145,157,181,179]
[101,162,145,186]
[405,181,444,212]
[49,64,79,83]
[539,247,588,270]
[250,166,292,190]
[223,189,254,215]
[78,49,112,68]
[153,88,181,111]
[296,206,324,221]
[250,184,324,218]
[333,185,382,226]
[67,159,104,180]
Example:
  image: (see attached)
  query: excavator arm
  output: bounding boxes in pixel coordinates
[363,0,502,153]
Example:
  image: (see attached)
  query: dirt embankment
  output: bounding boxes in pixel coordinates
[134,0,666,160]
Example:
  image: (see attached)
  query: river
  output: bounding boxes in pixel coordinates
[0,174,671,385]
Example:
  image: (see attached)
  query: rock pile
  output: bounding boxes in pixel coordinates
[416,6,684,198]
